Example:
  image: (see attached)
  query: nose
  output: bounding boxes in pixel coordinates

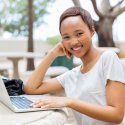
[72,38,79,44]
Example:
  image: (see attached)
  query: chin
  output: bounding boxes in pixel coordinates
[74,52,86,58]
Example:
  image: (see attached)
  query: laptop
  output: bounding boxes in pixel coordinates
[0,76,57,113]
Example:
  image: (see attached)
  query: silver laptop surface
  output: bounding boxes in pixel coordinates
[0,76,57,112]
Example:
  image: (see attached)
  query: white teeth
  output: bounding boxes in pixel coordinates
[72,45,83,51]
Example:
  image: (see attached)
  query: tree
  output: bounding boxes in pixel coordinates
[27,0,34,70]
[72,0,125,47]
[0,0,54,36]
[91,0,125,47]
[26,0,55,70]
[0,0,28,36]
[0,0,55,70]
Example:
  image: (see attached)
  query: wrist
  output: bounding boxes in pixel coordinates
[66,97,74,107]
[48,49,59,58]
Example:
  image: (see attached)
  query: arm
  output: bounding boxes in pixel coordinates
[67,80,125,123]
[24,42,66,94]
[32,80,125,124]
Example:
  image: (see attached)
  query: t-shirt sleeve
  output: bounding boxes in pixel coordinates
[56,70,71,88]
[103,51,125,85]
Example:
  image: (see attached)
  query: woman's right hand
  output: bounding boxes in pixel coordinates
[50,42,66,57]
[50,42,72,58]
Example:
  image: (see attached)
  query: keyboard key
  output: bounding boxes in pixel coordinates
[10,96,33,109]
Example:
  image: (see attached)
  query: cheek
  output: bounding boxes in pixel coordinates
[64,42,73,53]
[80,35,91,45]
[62,40,70,50]
[62,39,71,46]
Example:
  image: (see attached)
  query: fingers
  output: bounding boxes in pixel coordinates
[30,97,67,109]
[65,50,72,59]
[61,42,72,58]
[31,99,56,109]
[61,43,66,55]
[32,101,45,108]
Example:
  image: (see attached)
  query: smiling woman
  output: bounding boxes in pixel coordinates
[24,6,125,125]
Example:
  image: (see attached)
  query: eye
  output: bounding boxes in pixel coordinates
[62,36,70,40]
[77,32,83,37]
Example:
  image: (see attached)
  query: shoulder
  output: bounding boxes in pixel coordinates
[98,50,122,71]
[100,50,123,72]
[101,51,125,85]
[101,50,119,62]
[102,50,118,58]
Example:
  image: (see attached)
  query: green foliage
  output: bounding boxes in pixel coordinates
[0,0,55,36]
[47,35,61,45]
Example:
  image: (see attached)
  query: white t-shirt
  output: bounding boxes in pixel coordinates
[56,51,125,125]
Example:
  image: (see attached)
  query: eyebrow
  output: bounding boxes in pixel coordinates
[74,29,83,32]
[62,29,83,36]
[61,33,68,36]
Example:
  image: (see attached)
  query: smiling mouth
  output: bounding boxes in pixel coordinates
[71,45,83,51]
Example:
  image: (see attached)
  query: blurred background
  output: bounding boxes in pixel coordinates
[0,0,125,81]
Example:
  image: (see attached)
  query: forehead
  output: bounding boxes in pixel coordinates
[60,15,87,33]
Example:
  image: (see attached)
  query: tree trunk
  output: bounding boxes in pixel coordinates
[94,18,115,47]
[95,0,115,47]
[72,0,81,7]
[27,0,35,71]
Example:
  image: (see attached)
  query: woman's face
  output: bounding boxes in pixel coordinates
[60,15,94,58]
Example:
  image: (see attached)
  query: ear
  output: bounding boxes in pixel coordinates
[91,26,95,36]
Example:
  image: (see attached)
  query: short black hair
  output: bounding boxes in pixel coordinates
[59,6,94,32]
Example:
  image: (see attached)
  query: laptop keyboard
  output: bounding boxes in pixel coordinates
[10,96,33,109]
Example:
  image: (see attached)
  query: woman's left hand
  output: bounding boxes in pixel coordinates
[31,96,71,109]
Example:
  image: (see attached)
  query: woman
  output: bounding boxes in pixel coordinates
[24,6,125,125]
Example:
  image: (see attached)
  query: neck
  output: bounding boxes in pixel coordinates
[80,46,100,66]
